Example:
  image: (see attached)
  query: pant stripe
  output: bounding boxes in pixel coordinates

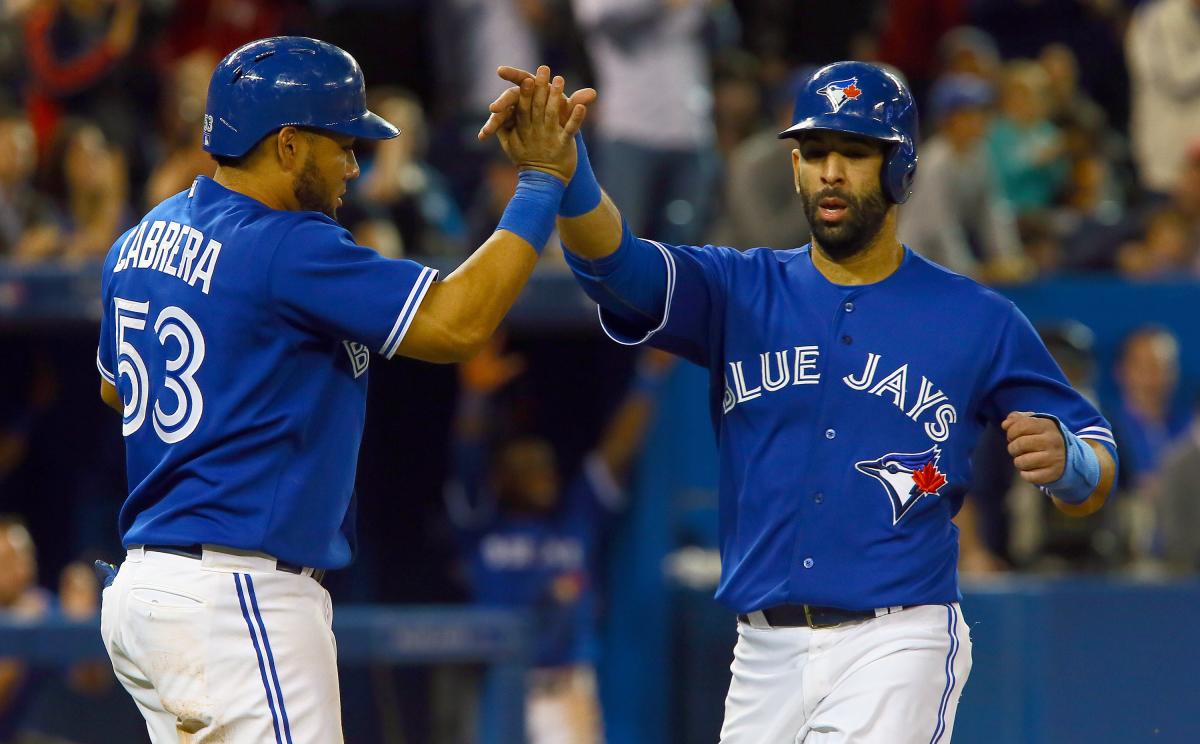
[245,573,295,744]
[235,573,283,744]
[928,603,961,744]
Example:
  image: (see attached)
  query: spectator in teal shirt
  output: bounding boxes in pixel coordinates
[987,60,1068,214]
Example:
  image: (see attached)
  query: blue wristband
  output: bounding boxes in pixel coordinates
[496,170,566,254]
[1036,415,1101,504]
[559,133,602,217]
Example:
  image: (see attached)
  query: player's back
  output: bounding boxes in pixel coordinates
[97,176,421,568]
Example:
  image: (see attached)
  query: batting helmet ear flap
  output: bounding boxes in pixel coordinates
[883,140,918,204]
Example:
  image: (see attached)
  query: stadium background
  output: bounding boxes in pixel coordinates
[1,0,1199,742]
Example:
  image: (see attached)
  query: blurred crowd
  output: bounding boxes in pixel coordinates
[0,0,1197,280]
[5,0,1200,741]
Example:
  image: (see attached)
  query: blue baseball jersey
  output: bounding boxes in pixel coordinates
[599,242,1117,613]
[96,177,438,568]
[447,455,623,667]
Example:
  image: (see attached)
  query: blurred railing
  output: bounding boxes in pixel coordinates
[0,605,533,744]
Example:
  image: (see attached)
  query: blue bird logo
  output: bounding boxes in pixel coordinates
[855,446,948,525]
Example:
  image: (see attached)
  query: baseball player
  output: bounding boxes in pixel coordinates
[445,339,674,744]
[94,40,589,742]
[480,62,1117,742]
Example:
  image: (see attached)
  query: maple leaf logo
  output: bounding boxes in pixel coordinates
[844,84,862,99]
[911,461,947,496]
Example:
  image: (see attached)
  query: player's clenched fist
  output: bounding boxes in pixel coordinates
[1001,412,1066,485]
[495,65,588,185]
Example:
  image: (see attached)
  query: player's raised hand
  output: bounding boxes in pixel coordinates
[494,65,586,184]
[459,334,525,395]
[1001,412,1067,485]
[478,65,596,141]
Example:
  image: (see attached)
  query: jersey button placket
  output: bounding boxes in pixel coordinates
[802,557,815,569]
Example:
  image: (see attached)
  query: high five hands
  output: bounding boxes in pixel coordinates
[491,65,593,184]
[478,65,597,144]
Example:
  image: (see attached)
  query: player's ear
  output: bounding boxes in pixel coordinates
[791,149,801,194]
[274,126,305,171]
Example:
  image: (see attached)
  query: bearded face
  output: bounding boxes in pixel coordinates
[793,131,894,261]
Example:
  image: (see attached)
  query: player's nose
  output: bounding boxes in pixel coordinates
[346,150,360,180]
[819,153,848,186]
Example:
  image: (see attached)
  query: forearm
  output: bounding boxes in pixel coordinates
[396,230,539,363]
[451,391,491,495]
[596,362,670,474]
[556,132,622,259]
[1051,440,1115,517]
[398,169,563,363]
[557,191,624,259]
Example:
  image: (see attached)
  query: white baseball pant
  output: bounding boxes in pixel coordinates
[720,602,972,744]
[100,546,342,743]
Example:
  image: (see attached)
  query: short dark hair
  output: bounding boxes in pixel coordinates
[211,152,246,168]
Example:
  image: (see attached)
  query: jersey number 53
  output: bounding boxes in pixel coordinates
[113,296,206,443]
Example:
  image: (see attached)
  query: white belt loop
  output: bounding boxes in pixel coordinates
[874,605,905,618]
[747,610,771,629]
[126,546,145,562]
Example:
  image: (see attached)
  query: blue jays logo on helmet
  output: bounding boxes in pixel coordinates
[816,78,863,113]
[855,446,948,525]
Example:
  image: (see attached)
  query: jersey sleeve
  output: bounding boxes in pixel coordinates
[978,304,1117,459]
[598,240,734,367]
[269,216,439,357]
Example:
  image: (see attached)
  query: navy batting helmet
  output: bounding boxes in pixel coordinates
[778,61,919,204]
[203,36,399,158]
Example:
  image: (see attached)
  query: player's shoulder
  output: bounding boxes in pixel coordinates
[264,207,350,246]
[662,241,810,267]
[101,188,191,270]
[904,248,1017,317]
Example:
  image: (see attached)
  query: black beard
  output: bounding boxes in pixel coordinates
[294,156,336,219]
[800,185,890,261]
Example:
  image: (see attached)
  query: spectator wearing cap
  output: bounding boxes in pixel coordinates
[937,26,1003,86]
[1127,0,1200,196]
[899,74,1027,280]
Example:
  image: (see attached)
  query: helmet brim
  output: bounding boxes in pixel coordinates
[777,114,904,144]
[328,109,401,141]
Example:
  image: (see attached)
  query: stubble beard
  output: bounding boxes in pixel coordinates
[294,155,336,219]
